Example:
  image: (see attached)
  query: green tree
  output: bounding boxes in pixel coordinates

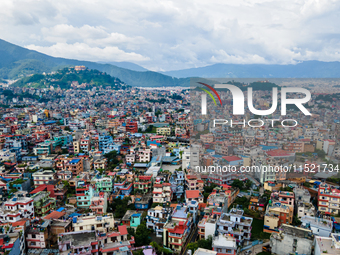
[134,222,150,246]
[231,179,244,189]
[245,179,253,189]
[187,236,212,253]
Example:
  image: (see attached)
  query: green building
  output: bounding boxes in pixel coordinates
[31,191,56,217]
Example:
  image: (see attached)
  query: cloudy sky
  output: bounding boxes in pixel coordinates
[1,0,340,71]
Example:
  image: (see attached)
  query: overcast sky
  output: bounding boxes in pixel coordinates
[1,0,340,71]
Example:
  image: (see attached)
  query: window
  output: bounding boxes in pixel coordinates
[32,234,36,238]
[79,226,83,230]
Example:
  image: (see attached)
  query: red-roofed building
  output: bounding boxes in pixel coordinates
[185,190,204,204]
[30,184,56,198]
[266,149,295,159]
[185,174,204,192]
[134,175,152,194]
[163,205,193,253]
[43,211,65,220]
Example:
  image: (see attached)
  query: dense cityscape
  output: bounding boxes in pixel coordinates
[0,66,339,255]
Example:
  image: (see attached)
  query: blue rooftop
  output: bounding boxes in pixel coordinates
[57,207,65,212]
[259,145,279,151]
[70,159,80,164]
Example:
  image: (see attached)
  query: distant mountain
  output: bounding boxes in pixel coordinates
[0,39,188,87]
[163,61,340,78]
[98,61,148,72]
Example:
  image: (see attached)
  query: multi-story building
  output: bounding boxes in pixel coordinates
[163,205,193,253]
[318,182,340,215]
[92,176,113,193]
[272,190,295,206]
[73,140,80,154]
[114,180,133,196]
[90,192,108,215]
[270,224,314,255]
[138,149,151,162]
[182,145,200,170]
[58,230,99,255]
[293,186,311,203]
[126,121,138,133]
[134,175,152,194]
[185,190,204,204]
[156,127,171,136]
[169,171,185,200]
[296,201,316,219]
[300,215,333,237]
[125,153,135,164]
[185,174,204,191]
[80,137,91,153]
[314,233,340,255]
[65,158,84,176]
[152,182,172,204]
[212,234,237,255]
[31,191,56,217]
[76,181,95,209]
[0,196,34,222]
[198,214,219,240]
[283,142,305,153]
[100,225,135,255]
[72,214,115,233]
[200,133,214,144]
[216,208,253,245]
[264,202,293,233]
[93,158,107,170]
[0,221,26,255]
[26,220,50,249]
[32,169,56,187]
[146,206,172,237]
[248,196,267,212]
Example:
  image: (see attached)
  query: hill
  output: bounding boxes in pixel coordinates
[12,67,128,90]
[163,61,340,78]
[0,39,188,87]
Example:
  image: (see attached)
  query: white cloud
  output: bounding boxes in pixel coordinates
[1,0,340,70]
[26,43,150,62]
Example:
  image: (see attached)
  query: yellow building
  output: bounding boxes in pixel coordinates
[156,127,171,136]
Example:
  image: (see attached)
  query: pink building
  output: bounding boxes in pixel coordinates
[90,192,107,215]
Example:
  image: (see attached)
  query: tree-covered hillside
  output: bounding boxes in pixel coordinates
[12,67,128,90]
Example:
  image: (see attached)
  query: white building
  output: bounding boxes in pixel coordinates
[0,149,16,162]
[32,169,56,187]
[72,214,115,233]
[300,215,333,237]
[212,234,237,255]
[0,197,34,222]
[314,234,340,255]
[270,224,314,255]
[297,202,316,219]
[216,208,253,244]
[182,145,200,170]
[146,206,172,237]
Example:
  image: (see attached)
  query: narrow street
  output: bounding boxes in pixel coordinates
[180,225,198,255]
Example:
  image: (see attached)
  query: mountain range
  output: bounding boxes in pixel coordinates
[162,62,340,78]
[0,39,188,87]
[2,38,340,87]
